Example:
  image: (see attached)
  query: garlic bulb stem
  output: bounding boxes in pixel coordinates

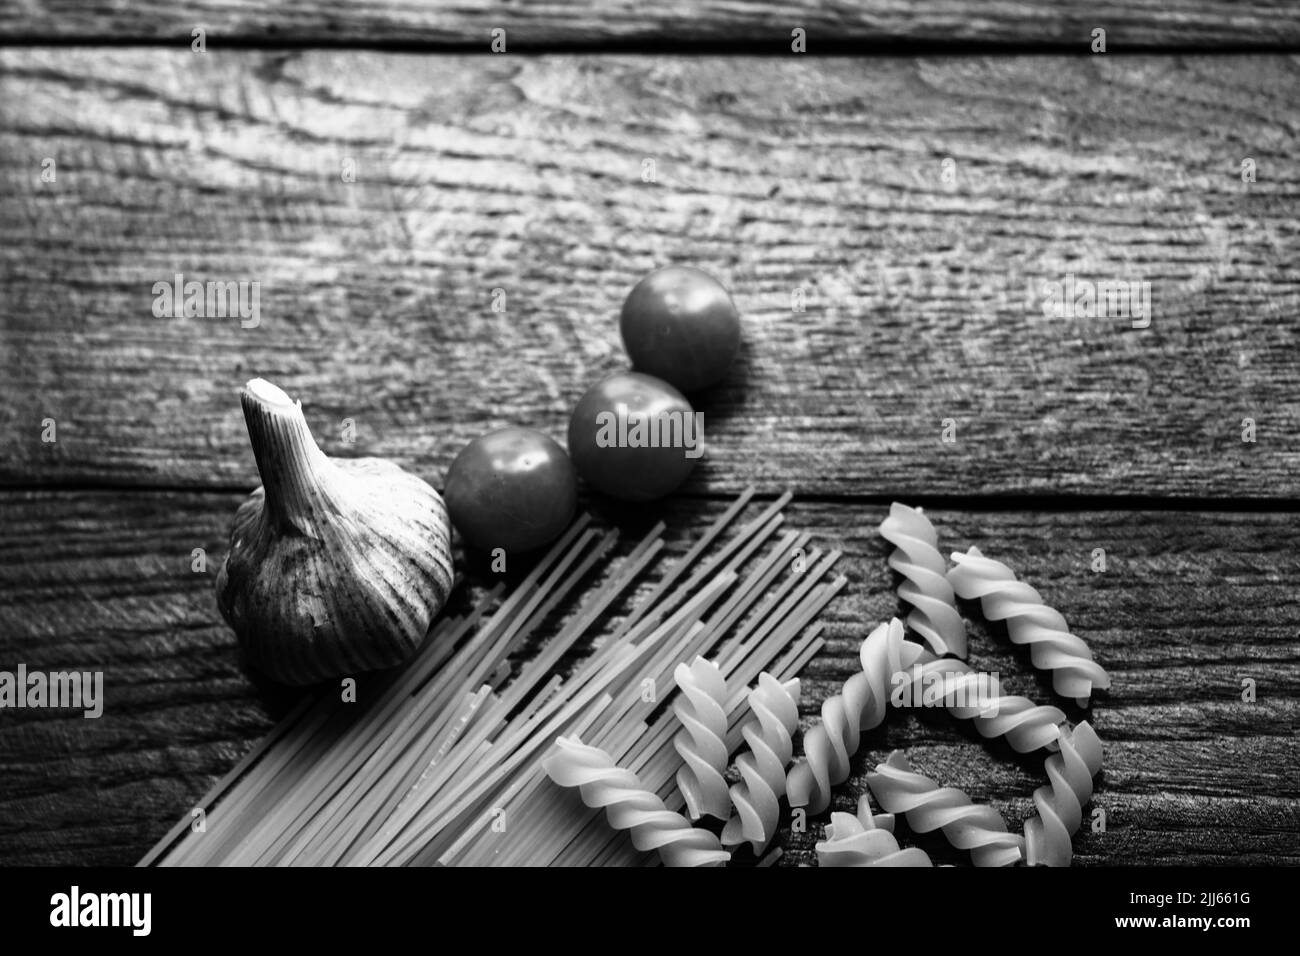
[241,378,333,537]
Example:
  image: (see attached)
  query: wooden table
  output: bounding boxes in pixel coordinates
[1,1,1297,867]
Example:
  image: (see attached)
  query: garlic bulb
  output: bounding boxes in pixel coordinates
[216,379,454,685]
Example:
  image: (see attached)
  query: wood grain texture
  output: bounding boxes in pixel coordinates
[2,492,1296,866]
[2,51,1298,498]
[2,1,1297,48]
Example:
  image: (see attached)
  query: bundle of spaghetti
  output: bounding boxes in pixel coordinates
[269,518,644,868]
[457,621,817,867]
[144,489,848,868]
[367,565,737,867]
[815,792,933,867]
[148,515,635,866]
[542,736,730,867]
[421,494,841,866]
[270,533,628,869]
[1023,721,1104,867]
[545,548,843,866]
[447,544,821,865]
[482,547,842,866]
[947,546,1110,706]
[672,657,730,820]
[786,618,926,814]
[879,503,967,658]
[345,492,795,866]
[161,601,508,867]
[866,750,1024,867]
[721,673,800,854]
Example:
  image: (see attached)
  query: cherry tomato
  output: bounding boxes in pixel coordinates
[567,372,699,502]
[619,265,741,392]
[443,427,577,553]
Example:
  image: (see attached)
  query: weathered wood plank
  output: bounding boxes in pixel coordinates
[2,52,1297,498]
[2,491,1295,865]
[2,1,1297,48]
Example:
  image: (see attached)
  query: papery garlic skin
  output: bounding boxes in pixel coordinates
[216,379,454,685]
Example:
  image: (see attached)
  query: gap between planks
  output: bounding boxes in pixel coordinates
[3,483,1300,515]
[2,38,1299,55]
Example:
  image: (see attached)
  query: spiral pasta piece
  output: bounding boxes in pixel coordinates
[879,503,967,658]
[867,750,1024,867]
[948,546,1110,706]
[787,618,926,814]
[542,736,731,867]
[900,657,1067,754]
[721,673,801,853]
[672,656,731,820]
[1024,721,1104,867]
[790,616,1068,818]
[815,793,934,867]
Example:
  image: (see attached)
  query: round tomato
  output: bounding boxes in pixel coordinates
[443,427,577,553]
[619,265,741,392]
[567,372,699,502]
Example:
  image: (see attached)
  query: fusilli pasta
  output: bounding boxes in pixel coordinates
[722,673,801,854]
[1024,721,1104,867]
[947,546,1110,706]
[815,792,934,867]
[899,656,1068,753]
[789,618,1068,817]
[867,750,1025,867]
[542,736,731,867]
[786,619,926,814]
[673,657,731,820]
[879,503,967,658]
